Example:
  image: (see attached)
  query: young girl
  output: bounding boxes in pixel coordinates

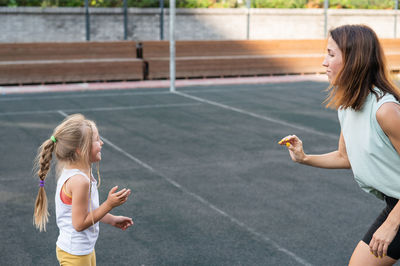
[33,113,133,265]
[280,25,400,265]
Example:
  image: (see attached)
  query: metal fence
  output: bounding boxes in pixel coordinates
[80,0,399,41]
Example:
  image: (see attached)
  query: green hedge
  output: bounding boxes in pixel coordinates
[0,0,396,9]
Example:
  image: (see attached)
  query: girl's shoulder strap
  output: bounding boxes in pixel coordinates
[59,168,90,183]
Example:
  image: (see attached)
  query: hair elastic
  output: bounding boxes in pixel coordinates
[39,180,45,187]
[50,136,57,143]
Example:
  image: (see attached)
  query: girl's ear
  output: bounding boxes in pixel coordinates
[76,148,81,156]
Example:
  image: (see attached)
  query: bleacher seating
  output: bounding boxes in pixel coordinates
[0,41,144,84]
[1,39,399,85]
[139,40,327,79]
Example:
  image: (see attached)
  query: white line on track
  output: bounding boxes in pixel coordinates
[58,110,68,117]
[1,89,336,141]
[0,102,203,116]
[0,87,262,102]
[174,91,338,140]
[0,90,172,102]
[0,109,58,116]
[57,110,313,266]
[0,74,328,96]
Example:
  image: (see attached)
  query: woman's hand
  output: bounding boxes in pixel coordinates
[370,219,399,258]
[278,135,306,163]
[111,215,134,231]
[105,186,131,209]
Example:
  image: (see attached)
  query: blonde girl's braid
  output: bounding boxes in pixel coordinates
[33,137,56,232]
[32,114,101,232]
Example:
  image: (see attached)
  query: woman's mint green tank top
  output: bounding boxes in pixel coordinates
[338,88,400,200]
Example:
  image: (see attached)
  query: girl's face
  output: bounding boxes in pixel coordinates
[322,37,343,83]
[90,127,104,163]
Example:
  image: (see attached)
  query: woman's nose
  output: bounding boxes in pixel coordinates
[322,56,328,67]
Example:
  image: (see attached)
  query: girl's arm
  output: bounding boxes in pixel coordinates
[369,102,400,258]
[279,132,351,169]
[69,176,131,232]
[101,213,134,231]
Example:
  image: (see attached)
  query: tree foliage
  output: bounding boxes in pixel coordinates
[0,0,396,9]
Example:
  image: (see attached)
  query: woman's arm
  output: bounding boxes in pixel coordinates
[69,175,131,232]
[369,102,400,258]
[279,132,351,169]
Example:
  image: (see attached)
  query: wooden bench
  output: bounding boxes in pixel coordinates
[0,41,144,85]
[140,40,327,79]
[140,39,400,80]
[381,39,400,71]
[2,39,398,85]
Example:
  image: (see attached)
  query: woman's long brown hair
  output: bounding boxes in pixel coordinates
[325,24,400,110]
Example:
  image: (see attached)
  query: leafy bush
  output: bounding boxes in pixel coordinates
[128,0,160,8]
[3,0,43,6]
[177,0,211,8]
[0,0,396,9]
[329,0,395,9]
[252,0,307,8]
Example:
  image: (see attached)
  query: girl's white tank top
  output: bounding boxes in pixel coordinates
[55,168,99,255]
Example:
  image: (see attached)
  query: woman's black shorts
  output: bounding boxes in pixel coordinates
[362,195,400,260]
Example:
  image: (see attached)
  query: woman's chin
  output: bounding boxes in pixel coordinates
[326,73,331,81]
[326,75,335,85]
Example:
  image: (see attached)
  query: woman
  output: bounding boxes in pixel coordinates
[279,25,400,265]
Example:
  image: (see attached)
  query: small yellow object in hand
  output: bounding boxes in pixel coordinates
[278,138,287,145]
[286,142,290,147]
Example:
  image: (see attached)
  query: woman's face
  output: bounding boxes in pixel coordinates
[322,37,343,83]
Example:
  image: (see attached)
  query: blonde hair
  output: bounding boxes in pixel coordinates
[33,113,98,232]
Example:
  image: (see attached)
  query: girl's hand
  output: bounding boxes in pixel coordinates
[369,220,399,258]
[111,216,134,231]
[106,186,131,209]
[278,135,306,163]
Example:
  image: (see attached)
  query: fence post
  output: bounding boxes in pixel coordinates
[123,0,128,40]
[170,0,176,92]
[324,0,329,38]
[395,0,399,38]
[160,0,164,40]
[246,0,251,40]
[85,0,90,41]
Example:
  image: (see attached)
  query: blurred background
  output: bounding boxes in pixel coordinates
[0,0,398,42]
